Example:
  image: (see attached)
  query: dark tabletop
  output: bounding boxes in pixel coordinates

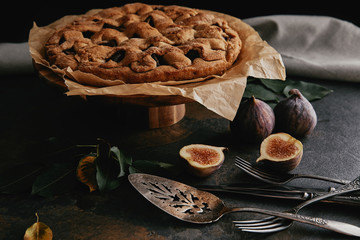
[1,1,359,238]
[0,72,359,239]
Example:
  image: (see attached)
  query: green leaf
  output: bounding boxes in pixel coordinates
[95,154,122,192]
[128,166,138,174]
[246,77,259,83]
[259,78,287,93]
[95,140,129,192]
[96,138,111,159]
[110,146,132,177]
[282,80,333,101]
[95,161,122,192]
[31,162,76,197]
[246,77,332,103]
[243,83,280,102]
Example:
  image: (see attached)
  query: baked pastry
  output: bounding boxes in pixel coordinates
[45,3,242,84]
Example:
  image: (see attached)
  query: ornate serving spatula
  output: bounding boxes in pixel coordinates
[129,173,360,237]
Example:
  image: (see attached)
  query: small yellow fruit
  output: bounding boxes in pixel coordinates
[179,144,227,177]
[24,213,53,240]
[256,133,303,172]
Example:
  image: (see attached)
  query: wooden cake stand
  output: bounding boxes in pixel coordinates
[34,63,193,129]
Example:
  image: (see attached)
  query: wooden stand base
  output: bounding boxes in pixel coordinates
[147,104,186,128]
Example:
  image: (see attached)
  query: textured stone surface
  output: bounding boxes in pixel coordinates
[1,74,359,239]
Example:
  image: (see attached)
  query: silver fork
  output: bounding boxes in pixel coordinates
[235,156,350,185]
[233,171,360,233]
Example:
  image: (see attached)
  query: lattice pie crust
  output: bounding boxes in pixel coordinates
[45,3,242,84]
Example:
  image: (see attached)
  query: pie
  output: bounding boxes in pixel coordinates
[45,3,242,84]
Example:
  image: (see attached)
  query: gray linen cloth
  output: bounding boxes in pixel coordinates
[1,15,360,81]
[244,15,360,82]
[0,42,33,75]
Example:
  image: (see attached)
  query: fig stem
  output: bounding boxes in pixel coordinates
[289,89,302,97]
[35,212,40,240]
[35,212,39,223]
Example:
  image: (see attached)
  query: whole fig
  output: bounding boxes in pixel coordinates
[230,96,275,143]
[274,89,317,137]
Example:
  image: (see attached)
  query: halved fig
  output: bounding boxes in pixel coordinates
[256,133,303,172]
[179,144,227,177]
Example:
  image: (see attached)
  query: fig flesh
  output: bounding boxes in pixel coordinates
[230,96,275,143]
[179,144,227,177]
[274,89,317,137]
[256,133,303,172]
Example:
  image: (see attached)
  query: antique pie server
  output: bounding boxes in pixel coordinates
[129,173,360,237]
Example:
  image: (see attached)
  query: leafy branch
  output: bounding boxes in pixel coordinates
[0,138,176,197]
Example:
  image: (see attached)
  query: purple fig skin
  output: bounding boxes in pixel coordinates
[274,89,317,137]
[230,96,275,143]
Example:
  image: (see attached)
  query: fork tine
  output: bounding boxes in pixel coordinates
[235,220,286,229]
[234,158,277,181]
[235,160,263,180]
[234,157,262,173]
[235,157,276,178]
[234,156,252,166]
[234,216,293,234]
[239,224,291,233]
[233,216,276,224]
[234,217,281,227]
[235,157,282,183]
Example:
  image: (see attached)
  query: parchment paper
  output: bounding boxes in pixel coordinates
[29,8,286,120]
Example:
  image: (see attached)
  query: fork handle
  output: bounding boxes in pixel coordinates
[294,174,351,185]
[230,207,360,237]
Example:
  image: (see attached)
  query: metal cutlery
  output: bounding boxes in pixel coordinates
[235,156,350,185]
[234,174,360,234]
[197,183,360,206]
[129,173,360,237]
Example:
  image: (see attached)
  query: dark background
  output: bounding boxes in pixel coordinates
[2,0,359,42]
[1,1,360,239]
